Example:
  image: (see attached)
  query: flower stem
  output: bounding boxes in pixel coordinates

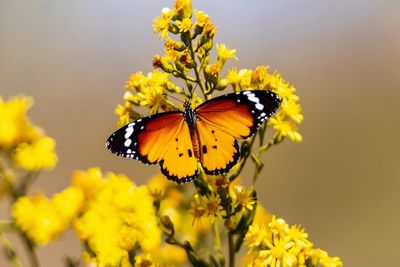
[228,231,234,267]
[20,233,41,267]
[0,226,23,267]
[187,34,208,99]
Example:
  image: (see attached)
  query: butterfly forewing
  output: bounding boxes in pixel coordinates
[106,112,198,183]
[195,90,281,139]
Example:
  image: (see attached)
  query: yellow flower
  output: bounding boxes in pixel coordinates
[261,235,297,267]
[189,193,224,225]
[177,18,192,32]
[269,115,303,142]
[224,68,252,91]
[71,167,105,201]
[216,43,237,67]
[0,95,41,149]
[244,223,269,249]
[137,86,170,114]
[125,71,146,91]
[267,72,299,103]
[115,102,140,127]
[281,100,304,124]
[12,194,69,245]
[52,186,84,221]
[251,66,269,87]
[73,169,161,266]
[189,193,207,224]
[288,224,312,249]
[230,185,256,211]
[194,9,210,28]
[204,64,221,82]
[174,0,192,19]
[12,136,58,171]
[268,216,290,236]
[306,249,343,267]
[153,7,174,39]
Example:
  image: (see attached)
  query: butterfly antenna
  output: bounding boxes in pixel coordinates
[168,94,184,103]
[191,82,199,96]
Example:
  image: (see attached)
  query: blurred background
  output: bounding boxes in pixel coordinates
[1,0,399,266]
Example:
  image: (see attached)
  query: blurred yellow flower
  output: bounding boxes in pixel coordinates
[73,169,161,266]
[216,44,237,67]
[12,188,83,245]
[0,95,41,149]
[174,0,192,19]
[177,18,192,32]
[194,9,210,28]
[12,136,58,171]
[280,99,304,124]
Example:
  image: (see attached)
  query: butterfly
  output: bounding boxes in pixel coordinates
[106,90,281,183]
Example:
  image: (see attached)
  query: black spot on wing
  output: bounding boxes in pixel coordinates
[202,139,240,175]
[159,160,198,184]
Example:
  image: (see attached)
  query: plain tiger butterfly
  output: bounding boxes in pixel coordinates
[106,90,281,183]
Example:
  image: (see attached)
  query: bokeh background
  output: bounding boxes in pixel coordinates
[1,0,399,266]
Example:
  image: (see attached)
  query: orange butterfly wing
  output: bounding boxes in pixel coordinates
[106,112,198,183]
[195,90,281,174]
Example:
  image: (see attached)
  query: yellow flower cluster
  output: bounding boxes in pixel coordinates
[0,95,57,170]
[244,216,342,267]
[12,187,84,245]
[118,70,181,126]
[73,168,161,267]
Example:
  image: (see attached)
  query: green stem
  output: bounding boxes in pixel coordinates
[0,226,23,267]
[228,231,234,267]
[20,233,41,267]
[187,34,208,99]
[228,134,257,182]
[212,222,222,250]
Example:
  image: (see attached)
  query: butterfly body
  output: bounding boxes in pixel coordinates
[106,90,281,183]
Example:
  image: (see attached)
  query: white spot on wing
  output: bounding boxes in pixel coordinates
[124,139,132,147]
[125,127,134,139]
[255,103,264,110]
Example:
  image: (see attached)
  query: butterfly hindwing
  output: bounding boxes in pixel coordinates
[195,90,281,139]
[160,121,198,183]
[106,112,198,183]
[196,118,240,175]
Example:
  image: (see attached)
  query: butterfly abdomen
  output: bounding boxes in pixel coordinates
[190,128,200,159]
